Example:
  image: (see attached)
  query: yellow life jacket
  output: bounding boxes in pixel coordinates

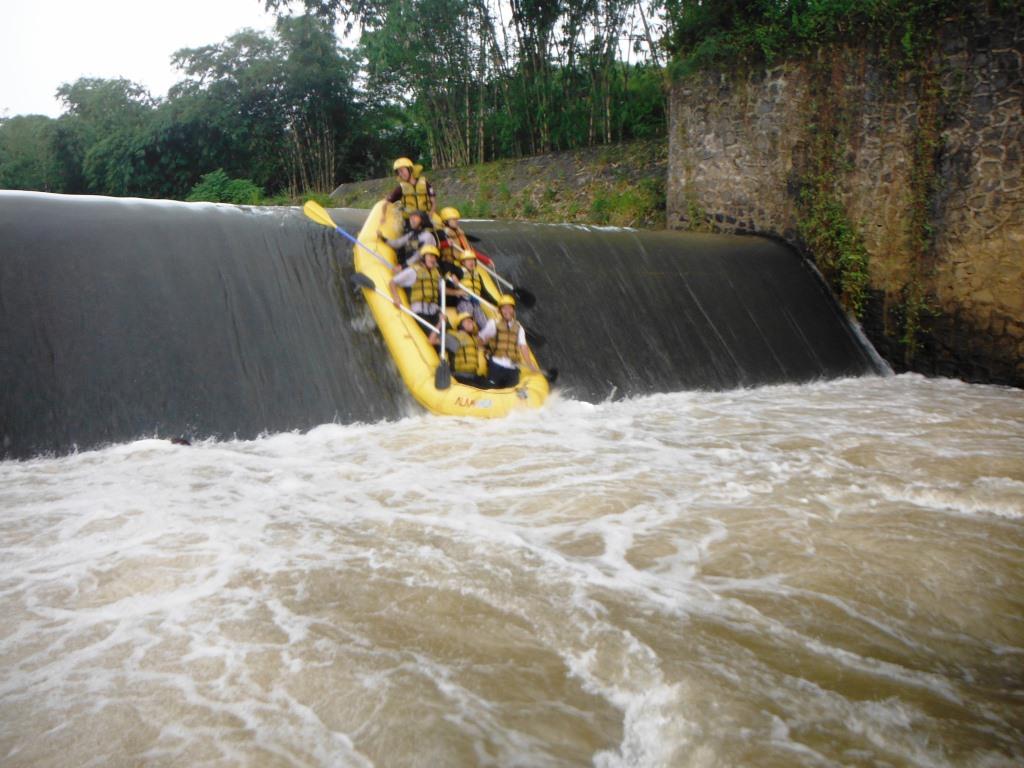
[489,318,522,363]
[452,330,482,375]
[409,263,441,305]
[444,225,470,252]
[459,268,485,297]
[399,175,431,213]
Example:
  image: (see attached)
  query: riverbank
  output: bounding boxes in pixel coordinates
[330,138,667,229]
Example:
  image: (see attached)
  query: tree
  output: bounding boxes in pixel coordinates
[0,115,61,191]
[277,15,362,191]
[171,17,367,193]
[52,77,158,195]
[267,0,669,169]
[171,29,292,191]
[359,0,490,166]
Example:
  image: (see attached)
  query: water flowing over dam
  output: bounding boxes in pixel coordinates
[0,192,884,459]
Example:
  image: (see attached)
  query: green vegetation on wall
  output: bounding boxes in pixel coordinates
[796,72,870,318]
[798,189,870,317]
[665,0,973,76]
[899,64,944,360]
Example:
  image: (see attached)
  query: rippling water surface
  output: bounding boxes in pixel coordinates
[2,375,1022,767]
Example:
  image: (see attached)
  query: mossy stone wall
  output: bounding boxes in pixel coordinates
[668,6,1023,386]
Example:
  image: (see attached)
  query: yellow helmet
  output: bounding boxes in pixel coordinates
[457,249,477,262]
[393,157,414,171]
[439,206,460,222]
[419,244,440,258]
[498,294,516,308]
[454,312,475,328]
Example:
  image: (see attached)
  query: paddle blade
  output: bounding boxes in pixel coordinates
[524,327,545,347]
[435,360,451,390]
[513,286,537,308]
[544,367,559,385]
[303,200,337,229]
[475,250,494,267]
[350,273,376,290]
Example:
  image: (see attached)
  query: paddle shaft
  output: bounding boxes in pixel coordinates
[353,275,443,337]
[447,274,497,311]
[478,262,516,293]
[446,240,512,289]
[448,240,534,307]
[434,275,451,387]
[333,225,394,271]
[439,276,447,362]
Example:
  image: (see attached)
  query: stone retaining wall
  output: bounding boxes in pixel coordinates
[668,5,1023,386]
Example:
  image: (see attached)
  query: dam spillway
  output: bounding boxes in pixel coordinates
[0,191,886,459]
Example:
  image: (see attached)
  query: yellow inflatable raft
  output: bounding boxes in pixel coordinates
[350,201,549,417]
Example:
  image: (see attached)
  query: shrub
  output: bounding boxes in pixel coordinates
[798,185,870,316]
[186,169,262,205]
[302,192,335,208]
[590,192,612,225]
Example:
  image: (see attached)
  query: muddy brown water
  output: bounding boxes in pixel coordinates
[1,375,1021,767]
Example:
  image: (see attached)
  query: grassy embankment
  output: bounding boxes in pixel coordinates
[329,139,668,229]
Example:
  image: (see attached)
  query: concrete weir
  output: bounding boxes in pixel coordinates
[0,192,886,458]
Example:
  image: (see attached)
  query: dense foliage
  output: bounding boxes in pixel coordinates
[661,0,991,74]
[4,1,979,201]
[349,0,666,165]
[1,2,667,200]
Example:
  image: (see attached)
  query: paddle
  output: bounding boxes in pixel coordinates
[435,275,451,390]
[445,276,546,347]
[478,262,537,308]
[303,200,394,271]
[448,241,536,308]
[350,273,460,355]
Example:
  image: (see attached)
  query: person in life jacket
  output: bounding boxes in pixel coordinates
[438,206,494,267]
[453,248,497,330]
[388,244,445,344]
[478,294,541,388]
[405,213,465,298]
[381,209,437,269]
[450,312,488,389]
[385,157,436,218]
[435,229,464,282]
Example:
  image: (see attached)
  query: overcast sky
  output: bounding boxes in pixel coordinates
[1,0,284,118]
